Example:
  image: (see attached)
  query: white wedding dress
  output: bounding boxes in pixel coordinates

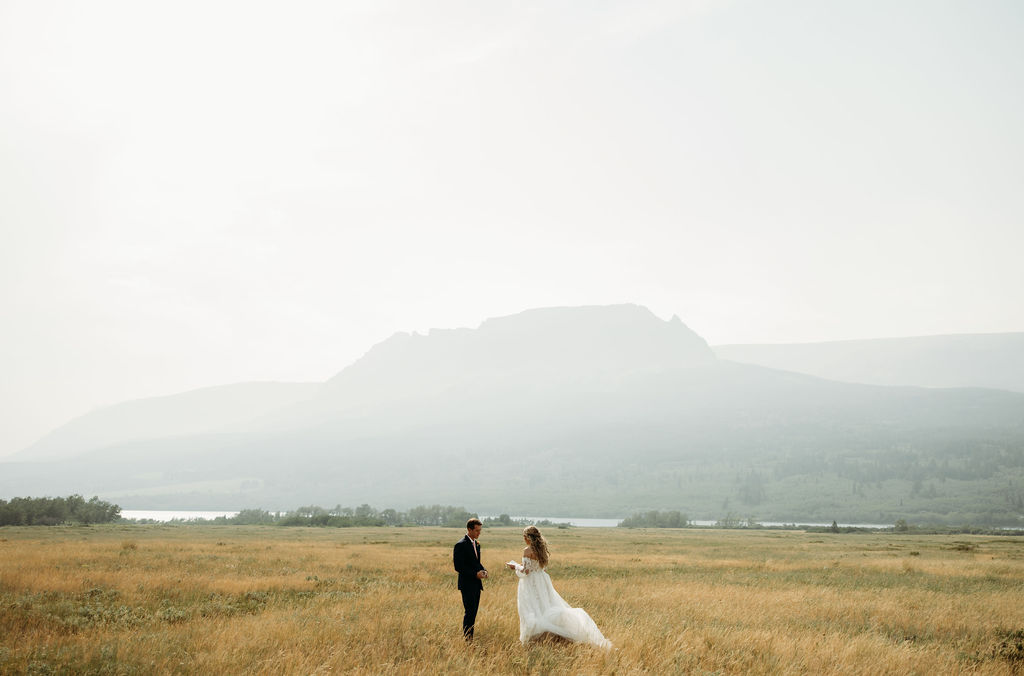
[511,556,612,649]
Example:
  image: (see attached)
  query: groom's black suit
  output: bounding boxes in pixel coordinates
[453,535,486,639]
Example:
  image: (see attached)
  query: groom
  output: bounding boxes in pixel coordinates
[453,518,488,640]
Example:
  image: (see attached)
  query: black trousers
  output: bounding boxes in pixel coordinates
[460,587,481,639]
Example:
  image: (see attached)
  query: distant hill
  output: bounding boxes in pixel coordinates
[4,306,1024,526]
[16,382,320,460]
[714,333,1024,392]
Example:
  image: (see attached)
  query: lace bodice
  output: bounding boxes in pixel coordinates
[521,556,542,572]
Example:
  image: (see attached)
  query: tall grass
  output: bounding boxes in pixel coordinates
[1,525,1022,674]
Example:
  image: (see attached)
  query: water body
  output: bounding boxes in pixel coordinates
[689,520,893,529]
[120,511,892,529]
[121,510,240,521]
[527,519,893,529]
[120,511,622,526]
[486,516,623,528]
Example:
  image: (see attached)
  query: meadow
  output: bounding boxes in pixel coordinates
[2,525,1023,675]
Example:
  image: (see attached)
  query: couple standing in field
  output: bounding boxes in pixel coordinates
[453,518,612,648]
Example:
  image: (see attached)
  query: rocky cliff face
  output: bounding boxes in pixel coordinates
[322,304,715,406]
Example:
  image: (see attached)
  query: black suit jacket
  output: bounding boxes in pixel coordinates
[453,535,486,591]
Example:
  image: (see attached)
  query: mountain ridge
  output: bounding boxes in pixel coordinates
[715,332,1024,392]
[16,381,321,460]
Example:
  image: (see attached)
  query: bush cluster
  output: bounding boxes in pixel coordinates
[0,495,120,526]
[618,510,689,528]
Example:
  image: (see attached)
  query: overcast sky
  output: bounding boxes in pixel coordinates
[2,0,1022,457]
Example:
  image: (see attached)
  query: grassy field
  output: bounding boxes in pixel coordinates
[1,525,1023,674]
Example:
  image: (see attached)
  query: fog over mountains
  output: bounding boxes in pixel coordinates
[19,382,322,461]
[5,305,1024,525]
[716,333,1024,393]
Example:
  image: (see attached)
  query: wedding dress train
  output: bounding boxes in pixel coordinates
[510,556,612,649]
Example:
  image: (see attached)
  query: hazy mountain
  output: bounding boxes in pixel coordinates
[4,305,1023,525]
[246,304,717,432]
[16,382,320,460]
[715,333,1024,392]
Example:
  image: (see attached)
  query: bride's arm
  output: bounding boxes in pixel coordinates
[518,546,534,575]
[506,546,533,577]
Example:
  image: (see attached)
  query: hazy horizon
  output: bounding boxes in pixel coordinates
[6,303,1024,468]
[3,1,1023,457]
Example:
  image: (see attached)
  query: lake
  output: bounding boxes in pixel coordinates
[120,510,240,521]
[120,511,891,529]
[120,511,624,526]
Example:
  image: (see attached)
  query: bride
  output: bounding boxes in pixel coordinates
[505,526,612,649]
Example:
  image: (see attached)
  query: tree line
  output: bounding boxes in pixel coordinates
[136,505,574,529]
[0,495,120,526]
[0,497,570,529]
[146,503,481,528]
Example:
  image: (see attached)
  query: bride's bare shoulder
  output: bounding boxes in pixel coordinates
[522,545,536,559]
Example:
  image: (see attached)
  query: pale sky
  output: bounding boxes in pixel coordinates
[2,0,1022,457]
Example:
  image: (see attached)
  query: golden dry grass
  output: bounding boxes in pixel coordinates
[1,525,1023,674]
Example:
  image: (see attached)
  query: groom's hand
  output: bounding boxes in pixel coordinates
[477,570,487,579]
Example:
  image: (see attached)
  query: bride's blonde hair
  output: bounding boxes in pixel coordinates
[523,526,550,568]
